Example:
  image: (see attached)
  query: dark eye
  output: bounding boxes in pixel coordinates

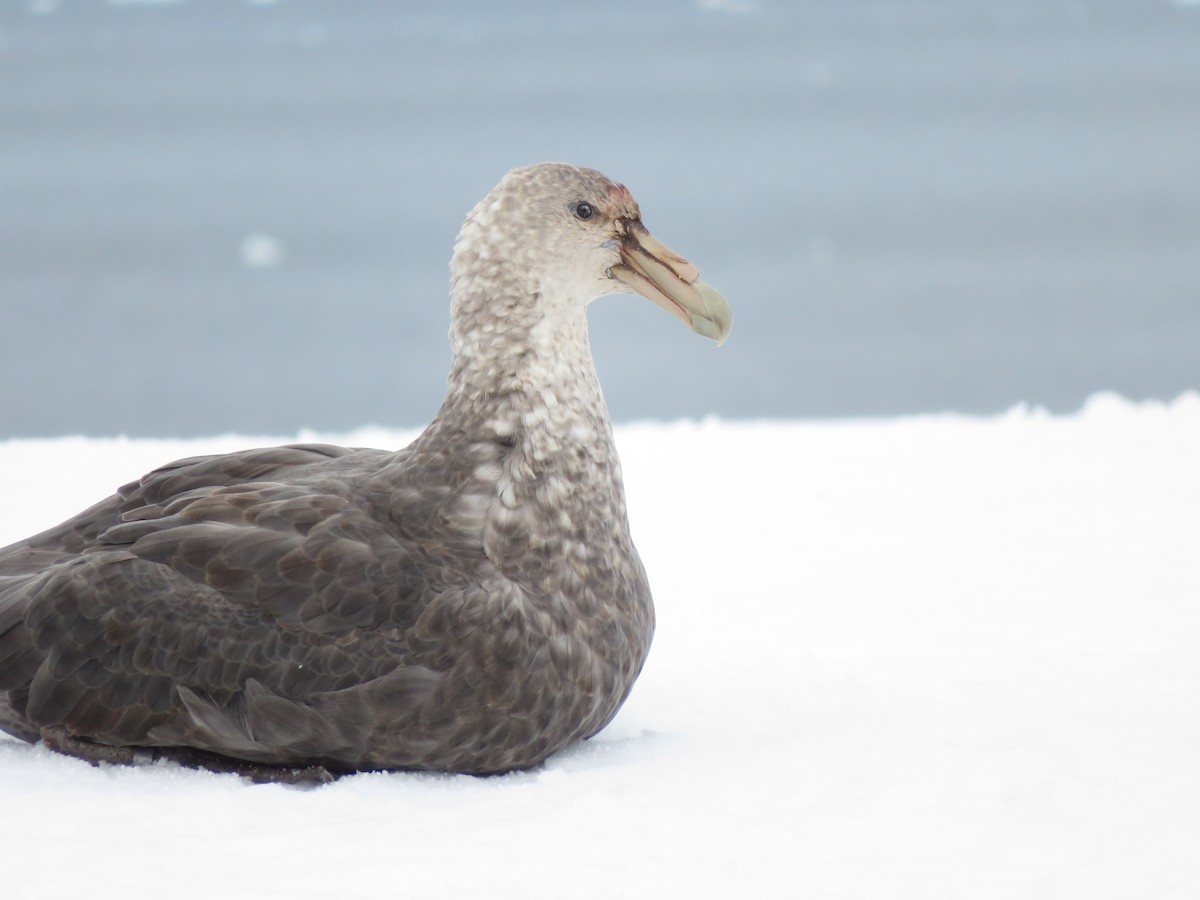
[573,201,594,220]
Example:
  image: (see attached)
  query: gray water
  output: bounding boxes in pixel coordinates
[2,0,1198,438]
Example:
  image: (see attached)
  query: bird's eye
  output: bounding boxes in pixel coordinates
[573,202,594,221]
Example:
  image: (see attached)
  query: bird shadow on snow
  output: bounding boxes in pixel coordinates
[0,726,677,792]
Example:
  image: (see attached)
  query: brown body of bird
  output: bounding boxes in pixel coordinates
[0,163,731,782]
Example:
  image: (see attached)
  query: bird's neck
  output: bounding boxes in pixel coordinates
[405,280,635,599]
[424,280,615,462]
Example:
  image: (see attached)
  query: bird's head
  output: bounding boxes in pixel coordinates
[453,163,732,347]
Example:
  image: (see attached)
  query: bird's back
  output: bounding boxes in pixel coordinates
[0,442,445,768]
[0,432,653,775]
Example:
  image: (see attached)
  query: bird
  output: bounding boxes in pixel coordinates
[0,162,731,783]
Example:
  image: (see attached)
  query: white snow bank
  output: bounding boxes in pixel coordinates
[1,393,1198,899]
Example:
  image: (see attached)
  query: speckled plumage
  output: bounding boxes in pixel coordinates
[0,163,729,779]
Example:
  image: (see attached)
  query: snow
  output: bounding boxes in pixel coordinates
[2,394,1198,898]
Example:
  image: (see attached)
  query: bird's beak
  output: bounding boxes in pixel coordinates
[609,220,732,346]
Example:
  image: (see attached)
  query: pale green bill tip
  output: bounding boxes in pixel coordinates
[694,280,732,346]
[691,313,722,342]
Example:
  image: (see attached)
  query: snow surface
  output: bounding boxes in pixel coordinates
[1,395,1197,899]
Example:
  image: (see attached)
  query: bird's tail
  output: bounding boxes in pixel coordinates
[0,573,42,742]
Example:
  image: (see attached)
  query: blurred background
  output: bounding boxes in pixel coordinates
[2,0,1198,438]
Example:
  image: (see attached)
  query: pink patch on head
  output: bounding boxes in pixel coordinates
[608,182,640,217]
